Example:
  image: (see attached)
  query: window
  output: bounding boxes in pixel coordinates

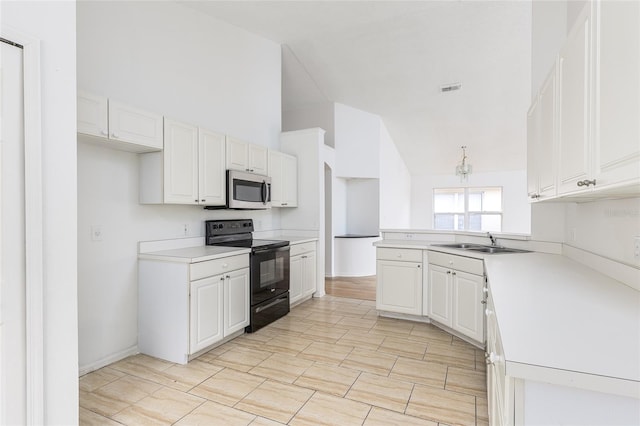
[434,187,502,232]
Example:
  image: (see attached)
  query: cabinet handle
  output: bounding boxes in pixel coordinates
[100,130,109,136]
[577,179,597,187]
[530,193,540,199]
[452,272,457,276]
[485,308,493,316]
[483,287,489,294]
[201,199,205,202]
[282,203,288,206]
[481,300,487,305]
[447,270,452,275]
[417,265,421,268]
[226,275,230,279]
[220,277,224,281]
[486,352,501,365]
[194,199,198,202]
[111,132,120,139]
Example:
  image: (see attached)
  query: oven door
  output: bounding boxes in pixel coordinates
[250,245,289,305]
[227,170,271,209]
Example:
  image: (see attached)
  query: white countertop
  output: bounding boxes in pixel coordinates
[138,245,251,263]
[484,252,640,394]
[138,235,317,263]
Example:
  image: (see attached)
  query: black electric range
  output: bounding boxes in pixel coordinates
[205,219,290,332]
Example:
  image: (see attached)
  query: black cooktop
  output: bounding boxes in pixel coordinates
[205,219,288,251]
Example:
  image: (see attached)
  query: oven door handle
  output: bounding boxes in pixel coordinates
[255,296,288,313]
[253,245,290,255]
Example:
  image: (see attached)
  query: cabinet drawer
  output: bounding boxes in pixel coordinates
[190,254,249,281]
[377,247,422,262]
[428,251,484,275]
[290,241,316,257]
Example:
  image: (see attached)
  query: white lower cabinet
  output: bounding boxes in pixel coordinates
[139,253,249,364]
[427,250,485,344]
[290,241,317,305]
[376,248,422,315]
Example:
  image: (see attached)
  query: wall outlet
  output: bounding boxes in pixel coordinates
[183,224,190,236]
[91,225,103,242]
[634,237,640,261]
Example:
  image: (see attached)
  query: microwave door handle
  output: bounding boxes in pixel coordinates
[261,181,267,204]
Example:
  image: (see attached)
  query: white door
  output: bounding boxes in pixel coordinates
[163,119,199,204]
[1,40,26,425]
[189,275,224,354]
[376,260,422,315]
[289,254,303,304]
[428,264,452,327]
[223,268,250,336]
[198,129,226,206]
[452,271,484,343]
[302,251,316,297]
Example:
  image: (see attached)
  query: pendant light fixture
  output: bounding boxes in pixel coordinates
[455,145,472,181]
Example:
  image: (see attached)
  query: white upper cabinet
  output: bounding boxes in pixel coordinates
[140,119,226,206]
[557,5,592,196]
[77,91,163,153]
[226,136,268,175]
[268,150,298,207]
[593,0,640,189]
[528,1,640,201]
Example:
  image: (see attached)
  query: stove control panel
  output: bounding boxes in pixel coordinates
[205,219,254,237]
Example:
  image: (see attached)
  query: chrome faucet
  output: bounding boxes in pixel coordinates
[487,232,498,247]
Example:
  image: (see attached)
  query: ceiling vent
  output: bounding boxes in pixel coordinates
[440,82,461,93]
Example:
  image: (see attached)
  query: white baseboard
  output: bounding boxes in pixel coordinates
[78,345,139,377]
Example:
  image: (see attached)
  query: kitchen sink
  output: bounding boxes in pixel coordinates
[432,243,486,249]
[432,243,531,254]
[465,246,531,254]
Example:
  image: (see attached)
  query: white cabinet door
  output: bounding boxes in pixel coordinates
[248,144,268,175]
[199,129,226,206]
[527,96,541,201]
[538,66,558,199]
[376,260,422,315]
[268,150,284,206]
[289,254,303,305]
[428,264,452,327]
[223,267,250,337]
[77,91,108,137]
[163,119,199,204]
[269,151,298,207]
[108,99,163,150]
[557,6,592,195]
[593,0,640,188]
[226,136,249,172]
[282,153,298,207]
[452,271,484,343]
[302,251,316,297]
[189,275,224,354]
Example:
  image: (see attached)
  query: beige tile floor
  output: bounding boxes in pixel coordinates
[80,295,488,425]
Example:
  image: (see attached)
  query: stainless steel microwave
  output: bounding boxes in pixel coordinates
[226,170,271,209]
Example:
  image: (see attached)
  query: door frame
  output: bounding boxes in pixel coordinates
[1,26,44,425]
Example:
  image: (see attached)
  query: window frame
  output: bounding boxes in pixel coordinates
[433,187,503,232]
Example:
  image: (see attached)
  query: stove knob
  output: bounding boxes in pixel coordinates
[212,224,218,229]
[219,224,224,229]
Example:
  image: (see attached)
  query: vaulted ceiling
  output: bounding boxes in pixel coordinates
[180,1,532,175]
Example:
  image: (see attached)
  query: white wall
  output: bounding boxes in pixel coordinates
[76,1,282,371]
[531,0,567,97]
[283,102,335,147]
[410,170,531,234]
[334,103,380,178]
[565,198,640,267]
[1,1,78,423]
[346,179,380,235]
[379,121,411,228]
